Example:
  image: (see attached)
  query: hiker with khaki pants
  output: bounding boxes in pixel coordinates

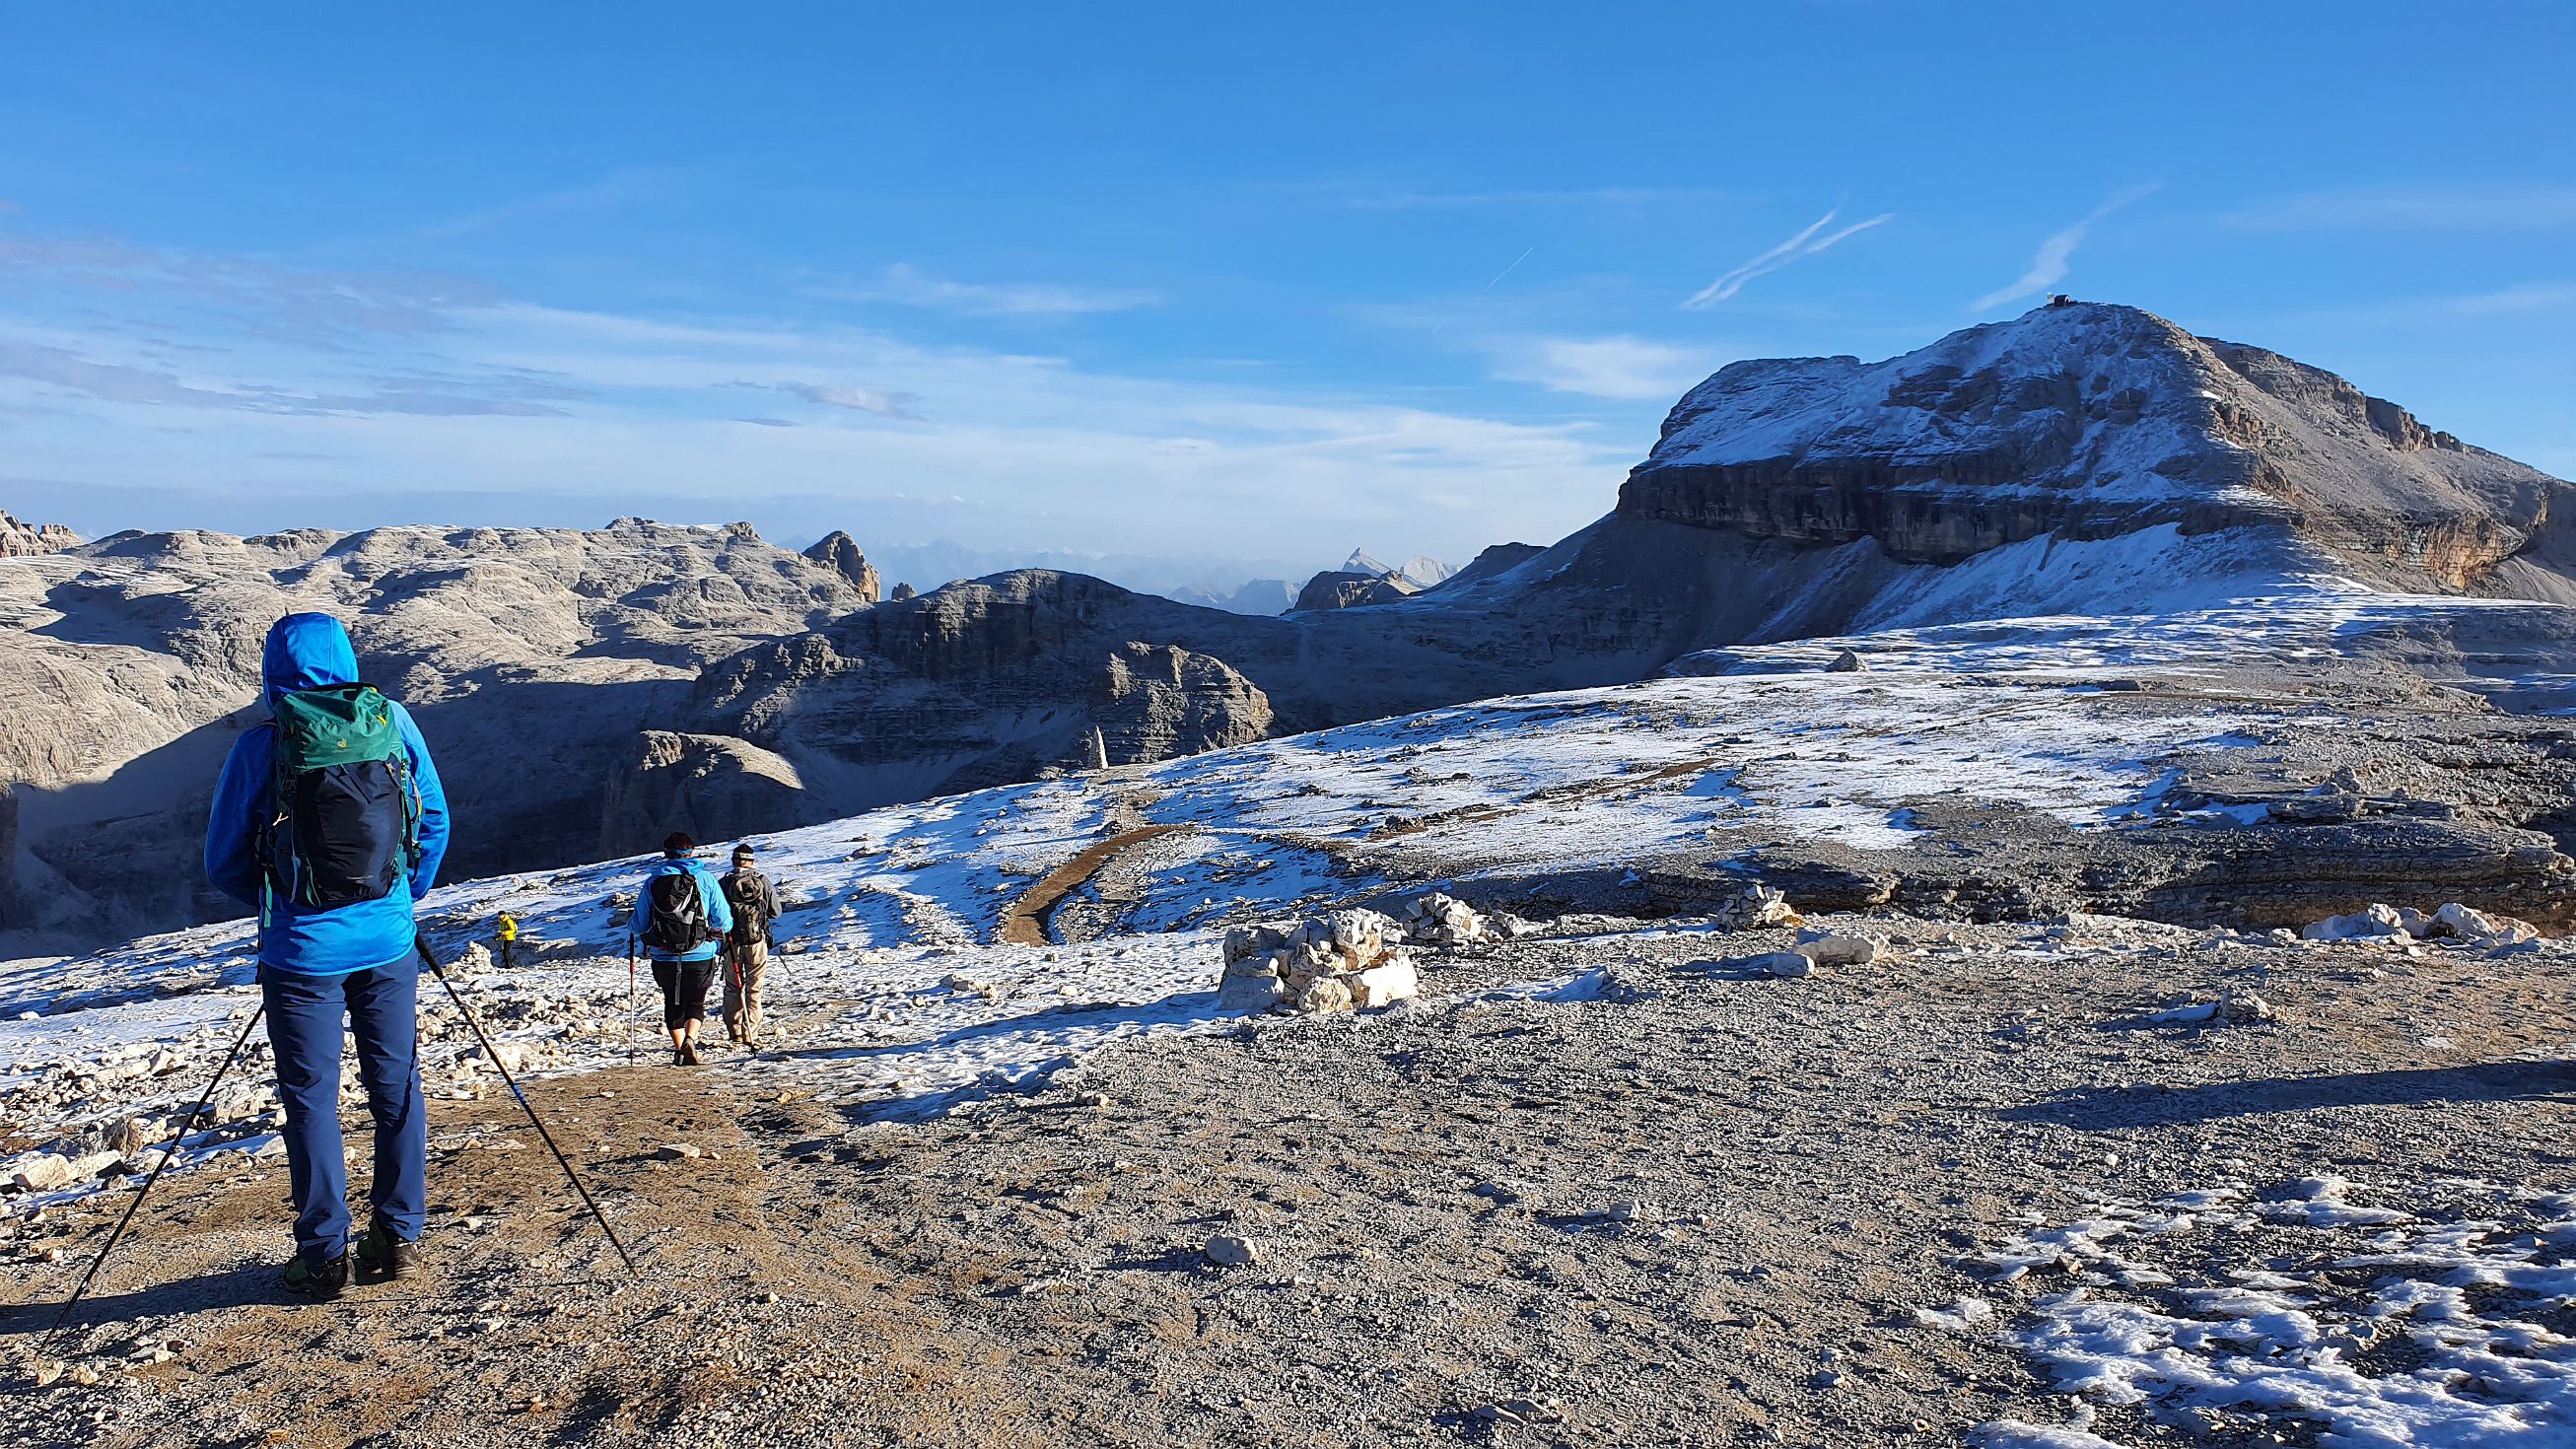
[720,844,781,1051]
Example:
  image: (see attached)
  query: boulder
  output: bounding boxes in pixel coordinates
[1794,930,1889,967]
[2430,902,2542,944]
[1216,971,1286,1012]
[2301,903,2411,942]
[1351,957,1420,1009]
[6,1152,76,1192]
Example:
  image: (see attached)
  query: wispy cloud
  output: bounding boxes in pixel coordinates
[412,168,680,241]
[745,380,925,420]
[1488,335,1724,400]
[0,229,499,341]
[2224,185,2576,232]
[819,263,1156,317]
[0,222,1624,562]
[1298,182,1751,212]
[1683,209,1892,309]
[1972,183,2160,312]
[0,338,581,416]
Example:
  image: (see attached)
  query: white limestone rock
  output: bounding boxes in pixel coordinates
[1351,957,1420,1009]
[2430,902,2541,943]
[2301,903,2411,942]
[6,1152,76,1192]
[1216,972,1287,1012]
[1794,930,1889,967]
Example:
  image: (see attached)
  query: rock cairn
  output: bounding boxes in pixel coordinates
[1714,884,1803,931]
[1397,892,1535,946]
[1218,909,1421,1014]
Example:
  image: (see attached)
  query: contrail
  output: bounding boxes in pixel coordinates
[1973,182,2161,311]
[1481,244,1537,293]
[1685,209,1892,309]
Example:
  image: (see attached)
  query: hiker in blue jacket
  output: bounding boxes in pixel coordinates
[629,833,732,1067]
[205,613,450,1300]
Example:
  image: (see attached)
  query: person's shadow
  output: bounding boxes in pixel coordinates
[0,1260,278,1345]
[2002,1061,2576,1131]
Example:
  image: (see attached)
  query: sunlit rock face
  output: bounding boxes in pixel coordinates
[1617,302,2566,584]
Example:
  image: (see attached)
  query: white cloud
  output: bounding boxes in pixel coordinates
[753,380,924,419]
[820,263,1157,317]
[0,226,1626,562]
[1684,208,1892,309]
[1489,335,1725,401]
[1973,184,2161,312]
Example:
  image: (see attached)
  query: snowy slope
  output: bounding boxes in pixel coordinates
[0,619,2348,1205]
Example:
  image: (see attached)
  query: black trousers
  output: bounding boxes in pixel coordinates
[651,958,716,1030]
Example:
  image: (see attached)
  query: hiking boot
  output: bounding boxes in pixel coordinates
[672,1044,687,1067]
[356,1219,419,1282]
[283,1250,348,1301]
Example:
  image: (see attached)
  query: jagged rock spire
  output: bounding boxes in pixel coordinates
[801,530,882,604]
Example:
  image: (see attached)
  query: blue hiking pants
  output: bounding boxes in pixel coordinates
[259,957,429,1262]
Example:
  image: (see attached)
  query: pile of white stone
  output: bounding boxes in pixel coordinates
[2300,901,2541,946]
[1732,926,1893,979]
[1397,892,1535,946]
[1218,909,1422,1014]
[1714,883,1804,931]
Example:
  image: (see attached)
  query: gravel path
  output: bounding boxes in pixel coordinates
[6,912,2570,1447]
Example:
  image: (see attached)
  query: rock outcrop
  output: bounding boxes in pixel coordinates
[0,511,78,557]
[597,730,811,858]
[801,530,882,604]
[1091,643,1274,765]
[1292,569,1420,611]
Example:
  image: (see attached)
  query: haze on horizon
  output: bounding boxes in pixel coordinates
[1,2,2568,585]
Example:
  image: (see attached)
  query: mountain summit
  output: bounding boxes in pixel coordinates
[1618,301,2567,592]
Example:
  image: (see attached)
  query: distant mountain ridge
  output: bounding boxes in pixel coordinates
[10,301,2571,956]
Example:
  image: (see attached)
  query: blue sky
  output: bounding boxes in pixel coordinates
[2,2,2570,586]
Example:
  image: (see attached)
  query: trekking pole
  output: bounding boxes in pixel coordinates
[416,935,639,1277]
[625,942,639,1064]
[48,1002,265,1340]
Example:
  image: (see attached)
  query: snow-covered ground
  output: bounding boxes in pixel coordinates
[1957,1178,2576,1448]
[0,592,2552,1215]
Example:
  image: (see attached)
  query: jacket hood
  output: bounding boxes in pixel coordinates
[261,613,360,710]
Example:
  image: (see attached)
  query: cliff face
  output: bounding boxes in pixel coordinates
[0,519,873,953]
[1616,303,2566,584]
[0,511,79,557]
[801,530,882,604]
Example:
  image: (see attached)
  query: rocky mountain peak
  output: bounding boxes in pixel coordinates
[801,529,883,604]
[1620,300,2568,583]
[0,510,81,557]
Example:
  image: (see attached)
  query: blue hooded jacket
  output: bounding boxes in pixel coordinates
[630,857,733,963]
[204,613,452,976]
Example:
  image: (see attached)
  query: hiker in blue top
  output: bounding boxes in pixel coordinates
[629,832,733,1067]
[205,613,450,1300]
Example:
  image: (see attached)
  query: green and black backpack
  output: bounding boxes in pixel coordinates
[262,684,423,911]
